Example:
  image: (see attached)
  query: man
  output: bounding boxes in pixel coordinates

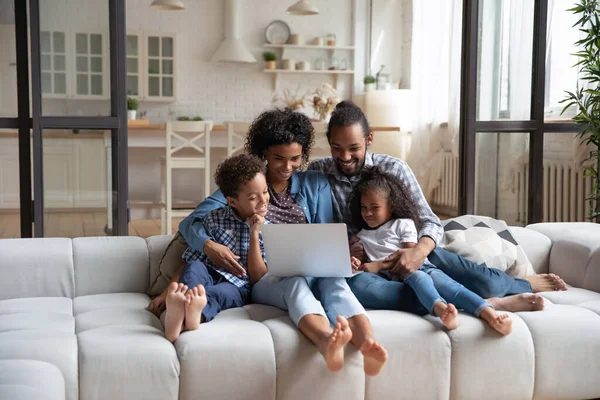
[308,101,566,314]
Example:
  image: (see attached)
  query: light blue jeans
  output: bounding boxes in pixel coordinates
[252,274,366,326]
[404,262,492,317]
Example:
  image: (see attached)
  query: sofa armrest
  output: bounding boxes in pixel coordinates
[527,223,600,293]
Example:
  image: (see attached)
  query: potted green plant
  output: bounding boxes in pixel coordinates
[263,52,277,70]
[127,97,139,120]
[363,75,376,92]
[560,0,600,222]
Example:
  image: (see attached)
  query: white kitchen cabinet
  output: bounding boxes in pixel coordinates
[126,32,176,102]
[0,136,106,209]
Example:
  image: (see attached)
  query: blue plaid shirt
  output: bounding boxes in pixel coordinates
[308,152,443,245]
[181,206,267,288]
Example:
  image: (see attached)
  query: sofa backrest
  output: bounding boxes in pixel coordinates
[509,226,552,274]
[0,236,151,301]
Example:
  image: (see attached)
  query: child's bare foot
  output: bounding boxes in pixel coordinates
[360,338,388,376]
[480,307,513,336]
[184,285,207,331]
[323,316,352,372]
[433,302,459,330]
[489,293,545,312]
[165,282,187,342]
[525,273,567,292]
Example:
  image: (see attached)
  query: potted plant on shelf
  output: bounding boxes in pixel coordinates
[127,97,138,120]
[560,0,600,222]
[364,75,376,92]
[263,52,277,70]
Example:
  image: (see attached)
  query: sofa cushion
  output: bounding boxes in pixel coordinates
[539,286,600,306]
[0,330,78,400]
[76,308,163,334]
[146,233,188,297]
[0,312,74,334]
[441,215,535,277]
[0,238,74,300]
[0,359,65,400]
[78,325,179,400]
[579,300,600,316]
[176,318,276,400]
[73,293,150,316]
[365,311,451,400]
[73,237,149,296]
[439,312,534,399]
[517,305,600,400]
[0,297,72,315]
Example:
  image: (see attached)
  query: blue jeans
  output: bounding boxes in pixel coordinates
[252,274,366,326]
[347,247,532,315]
[179,260,250,322]
[404,263,491,317]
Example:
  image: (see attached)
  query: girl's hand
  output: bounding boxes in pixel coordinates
[351,256,362,271]
[247,214,265,235]
[349,236,367,262]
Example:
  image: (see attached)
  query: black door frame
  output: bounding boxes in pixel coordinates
[459,0,579,224]
[2,0,129,237]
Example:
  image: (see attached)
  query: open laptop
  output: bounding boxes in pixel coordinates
[261,223,355,278]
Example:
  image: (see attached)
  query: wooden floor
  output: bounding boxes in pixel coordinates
[0,211,449,239]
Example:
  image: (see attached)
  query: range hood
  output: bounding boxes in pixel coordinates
[211,0,256,63]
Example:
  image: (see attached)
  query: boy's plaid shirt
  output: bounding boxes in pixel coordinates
[308,152,443,244]
[182,206,267,288]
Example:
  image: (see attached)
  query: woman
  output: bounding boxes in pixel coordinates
[149,109,387,375]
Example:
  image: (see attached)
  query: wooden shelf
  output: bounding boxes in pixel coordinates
[264,44,355,50]
[263,69,354,91]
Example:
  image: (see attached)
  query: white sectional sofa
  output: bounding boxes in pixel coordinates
[0,222,599,400]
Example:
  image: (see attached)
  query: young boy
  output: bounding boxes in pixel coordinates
[164,154,269,342]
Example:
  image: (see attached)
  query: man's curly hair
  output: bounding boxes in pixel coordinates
[350,166,419,230]
[215,154,267,198]
[244,108,315,166]
[327,100,371,140]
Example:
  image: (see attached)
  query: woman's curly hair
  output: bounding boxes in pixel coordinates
[350,166,419,230]
[244,108,315,167]
[215,154,266,198]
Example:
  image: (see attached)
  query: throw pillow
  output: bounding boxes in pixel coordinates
[147,231,189,296]
[440,215,535,278]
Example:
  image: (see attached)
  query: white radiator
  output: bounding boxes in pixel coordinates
[430,152,459,216]
[517,161,596,223]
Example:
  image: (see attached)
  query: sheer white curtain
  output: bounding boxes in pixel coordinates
[408,0,462,200]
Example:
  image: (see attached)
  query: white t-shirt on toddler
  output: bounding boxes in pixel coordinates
[356,218,419,262]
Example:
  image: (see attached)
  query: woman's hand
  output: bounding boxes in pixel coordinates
[247,214,266,235]
[146,290,167,317]
[204,240,246,277]
[386,247,427,279]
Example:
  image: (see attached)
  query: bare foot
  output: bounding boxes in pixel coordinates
[184,285,207,331]
[165,282,188,342]
[360,338,388,376]
[488,293,545,312]
[433,302,459,330]
[525,273,567,292]
[323,316,352,372]
[480,307,513,336]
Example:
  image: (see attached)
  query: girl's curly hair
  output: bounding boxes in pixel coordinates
[350,166,419,230]
[244,108,315,167]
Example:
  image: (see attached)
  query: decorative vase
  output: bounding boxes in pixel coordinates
[266,61,277,70]
[364,83,375,92]
[127,110,137,120]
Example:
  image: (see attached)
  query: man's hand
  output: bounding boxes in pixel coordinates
[204,240,246,277]
[146,290,167,317]
[386,246,427,279]
[247,214,265,235]
[349,236,367,262]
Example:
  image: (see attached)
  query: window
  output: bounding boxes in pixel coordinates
[40,31,67,95]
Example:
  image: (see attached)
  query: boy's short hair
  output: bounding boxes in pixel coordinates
[215,154,266,198]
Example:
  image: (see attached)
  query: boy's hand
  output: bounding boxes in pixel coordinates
[351,256,362,271]
[247,214,265,235]
[146,290,167,317]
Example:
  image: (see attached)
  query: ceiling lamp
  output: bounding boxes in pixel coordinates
[151,0,185,11]
[286,0,319,16]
